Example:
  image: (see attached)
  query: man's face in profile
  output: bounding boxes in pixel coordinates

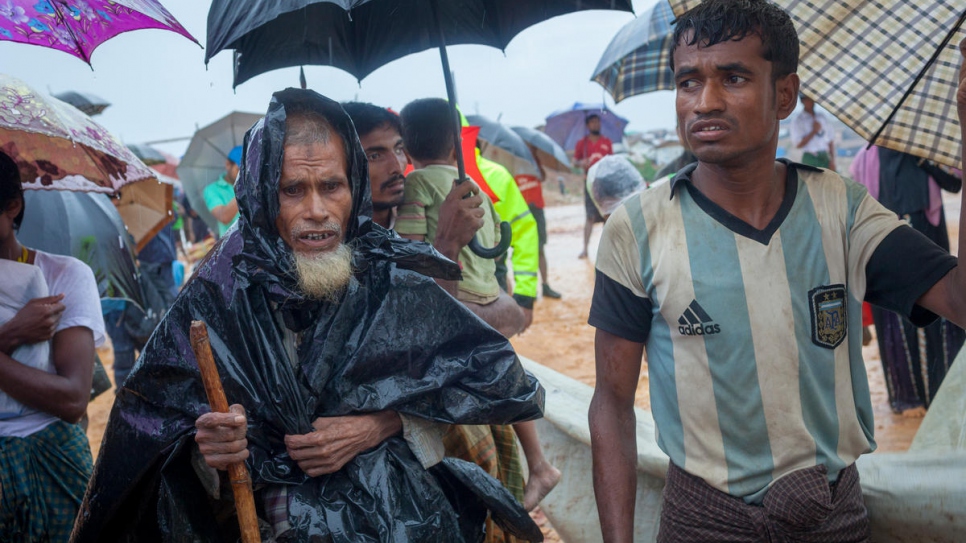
[360,123,408,211]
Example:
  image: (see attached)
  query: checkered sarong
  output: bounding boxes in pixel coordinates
[442,424,526,543]
[669,0,966,169]
[0,421,93,543]
[658,462,869,543]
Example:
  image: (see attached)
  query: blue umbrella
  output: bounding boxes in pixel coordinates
[543,103,629,152]
[592,0,676,103]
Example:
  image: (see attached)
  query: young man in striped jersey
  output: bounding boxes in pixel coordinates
[588,0,966,541]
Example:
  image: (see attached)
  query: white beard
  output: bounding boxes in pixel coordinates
[293,243,353,302]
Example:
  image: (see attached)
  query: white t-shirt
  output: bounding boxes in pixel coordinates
[790,110,835,154]
[0,251,106,437]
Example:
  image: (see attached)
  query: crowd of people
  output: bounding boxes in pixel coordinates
[0,0,964,542]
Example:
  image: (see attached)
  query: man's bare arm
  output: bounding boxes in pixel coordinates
[590,329,644,543]
[0,326,94,423]
[917,39,966,327]
[463,291,525,338]
[210,199,238,225]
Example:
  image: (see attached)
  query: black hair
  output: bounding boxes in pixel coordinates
[400,98,456,162]
[669,0,799,81]
[585,114,601,125]
[0,151,24,231]
[342,102,403,140]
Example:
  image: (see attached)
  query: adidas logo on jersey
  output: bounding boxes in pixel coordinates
[678,300,721,336]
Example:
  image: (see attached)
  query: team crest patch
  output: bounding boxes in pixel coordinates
[809,284,847,349]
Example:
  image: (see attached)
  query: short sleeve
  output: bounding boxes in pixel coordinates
[574,139,585,161]
[589,206,652,343]
[46,256,106,347]
[394,172,433,236]
[203,183,229,212]
[865,225,957,326]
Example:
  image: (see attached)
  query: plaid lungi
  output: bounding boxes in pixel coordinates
[0,420,93,543]
[443,424,526,543]
[658,462,869,543]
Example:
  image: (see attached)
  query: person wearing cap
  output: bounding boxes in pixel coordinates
[203,145,243,238]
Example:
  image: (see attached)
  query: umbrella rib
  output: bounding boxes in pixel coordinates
[50,1,92,67]
[867,9,966,148]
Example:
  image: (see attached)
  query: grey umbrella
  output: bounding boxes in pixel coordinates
[466,114,542,180]
[511,126,572,172]
[126,143,169,166]
[52,90,111,116]
[176,112,262,235]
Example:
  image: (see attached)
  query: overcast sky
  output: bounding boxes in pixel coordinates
[3,0,676,157]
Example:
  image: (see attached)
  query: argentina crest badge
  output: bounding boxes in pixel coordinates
[809,284,847,349]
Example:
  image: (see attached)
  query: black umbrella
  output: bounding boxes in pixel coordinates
[18,190,144,308]
[52,90,111,117]
[206,0,634,258]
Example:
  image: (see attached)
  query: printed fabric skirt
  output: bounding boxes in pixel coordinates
[0,420,93,543]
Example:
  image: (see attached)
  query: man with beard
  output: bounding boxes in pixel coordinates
[70,90,545,543]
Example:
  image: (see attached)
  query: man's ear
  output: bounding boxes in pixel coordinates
[3,196,22,218]
[776,73,800,121]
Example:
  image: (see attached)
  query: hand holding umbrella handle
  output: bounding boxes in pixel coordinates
[467,222,512,259]
[189,321,261,543]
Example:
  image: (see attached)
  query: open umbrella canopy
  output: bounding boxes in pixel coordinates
[0,0,197,65]
[544,102,629,151]
[467,114,543,180]
[206,0,634,86]
[176,111,261,235]
[19,189,143,307]
[0,73,157,193]
[114,175,174,252]
[126,143,167,166]
[511,125,572,171]
[592,0,676,103]
[670,0,966,169]
[53,90,111,116]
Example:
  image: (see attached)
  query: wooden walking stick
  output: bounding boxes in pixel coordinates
[190,320,262,543]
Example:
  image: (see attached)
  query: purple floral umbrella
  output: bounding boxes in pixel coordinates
[0,0,196,65]
[0,73,157,193]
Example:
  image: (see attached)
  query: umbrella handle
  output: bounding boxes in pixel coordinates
[467,221,512,259]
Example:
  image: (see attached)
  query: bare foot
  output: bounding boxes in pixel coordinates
[578,251,588,259]
[900,406,927,418]
[523,460,562,511]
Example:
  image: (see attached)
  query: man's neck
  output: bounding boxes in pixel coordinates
[0,237,23,262]
[690,155,788,231]
[587,133,601,142]
[372,208,392,229]
[412,158,456,169]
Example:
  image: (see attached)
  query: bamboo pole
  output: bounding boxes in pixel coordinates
[190,320,261,543]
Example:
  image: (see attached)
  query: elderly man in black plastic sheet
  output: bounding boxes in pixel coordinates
[70,89,546,543]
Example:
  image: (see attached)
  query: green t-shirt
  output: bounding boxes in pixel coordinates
[395,164,501,305]
[203,175,238,237]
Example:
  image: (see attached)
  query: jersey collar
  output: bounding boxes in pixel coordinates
[668,158,822,200]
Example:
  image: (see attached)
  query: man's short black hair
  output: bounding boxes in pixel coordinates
[0,151,24,231]
[586,114,601,125]
[400,98,455,163]
[669,0,799,81]
[342,102,403,141]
